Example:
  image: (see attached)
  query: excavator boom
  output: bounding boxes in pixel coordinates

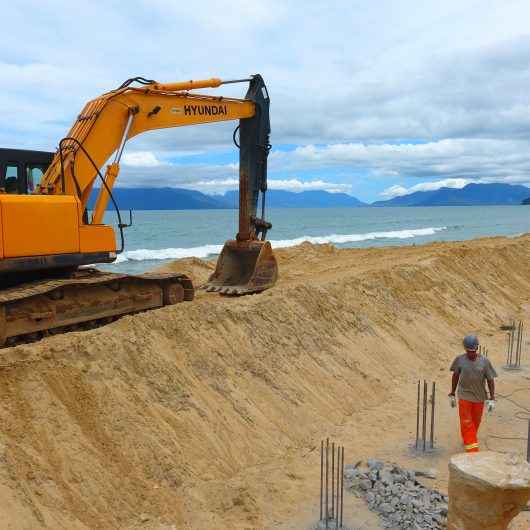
[0,74,278,346]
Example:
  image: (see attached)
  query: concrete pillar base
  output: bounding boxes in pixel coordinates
[448,451,530,530]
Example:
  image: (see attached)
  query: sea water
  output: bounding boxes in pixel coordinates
[100,206,529,274]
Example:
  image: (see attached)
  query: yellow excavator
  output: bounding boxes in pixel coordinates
[0,75,278,346]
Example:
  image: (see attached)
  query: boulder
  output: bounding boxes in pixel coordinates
[447,451,530,530]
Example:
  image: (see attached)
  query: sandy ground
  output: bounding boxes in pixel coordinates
[0,235,528,529]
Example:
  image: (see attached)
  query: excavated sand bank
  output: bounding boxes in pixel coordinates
[0,235,528,529]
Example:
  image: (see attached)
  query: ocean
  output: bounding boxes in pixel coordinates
[101,206,530,274]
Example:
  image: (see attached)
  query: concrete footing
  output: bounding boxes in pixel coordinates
[447,451,530,530]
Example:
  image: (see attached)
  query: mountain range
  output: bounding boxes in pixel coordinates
[91,183,530,210]
[372,183,530,207]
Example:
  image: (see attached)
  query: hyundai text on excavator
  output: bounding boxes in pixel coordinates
[0,75,278,346]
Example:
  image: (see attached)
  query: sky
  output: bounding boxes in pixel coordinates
[2,0,530,202]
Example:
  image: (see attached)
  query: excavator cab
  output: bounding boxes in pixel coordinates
[204,75,278,295]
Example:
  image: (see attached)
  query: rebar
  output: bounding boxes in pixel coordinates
[335,445,340,529]
[320,440,323,520]
[505,320,524,368]
[415,380,420,449]
[430,381,436,449]
[526,418,530,462]
[422,380,428,451]
[325,438,329,529]
[510,320,515,366]
[331,442,335,519]
[414,380,437,452]
[339,446,342,528]
[318,441,345,528]
[527,419,530,464]
[517,320,523,367]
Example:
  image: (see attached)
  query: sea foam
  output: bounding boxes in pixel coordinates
[115,226,447,263]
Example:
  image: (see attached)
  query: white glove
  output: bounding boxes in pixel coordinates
[449,395,456,408]
[486,400,495,413]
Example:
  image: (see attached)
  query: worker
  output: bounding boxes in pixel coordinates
[448,335,497,452]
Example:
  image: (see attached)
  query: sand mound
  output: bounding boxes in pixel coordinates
[0,235,528,529]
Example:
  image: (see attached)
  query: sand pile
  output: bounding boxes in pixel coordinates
[0,235,528,529]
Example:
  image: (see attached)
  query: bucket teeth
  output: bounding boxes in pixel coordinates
[203,239,278,296]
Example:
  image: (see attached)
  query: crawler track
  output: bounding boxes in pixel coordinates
[0,268,193,347]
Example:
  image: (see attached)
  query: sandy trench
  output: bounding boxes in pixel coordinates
[0,235,528,529]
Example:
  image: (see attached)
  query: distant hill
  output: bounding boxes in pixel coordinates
[91,188,366,210]
[222,189,366,208]
[523,197,530,205]
[89,187,227,210]
[372,183,530,207]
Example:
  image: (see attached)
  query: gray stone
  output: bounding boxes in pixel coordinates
[359,478,372,491]
[368,470,379,482]
[380,502,395,514]
[365,491,375,504]
[343,467,359,480]
[367,458,384,470]
[380,471,394,485]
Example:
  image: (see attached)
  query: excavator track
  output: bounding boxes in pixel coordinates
[0,268,193,347]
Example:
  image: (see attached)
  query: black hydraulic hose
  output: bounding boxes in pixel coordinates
[115,76,156,91]
[58,136,126,254]
[232,124,240,148]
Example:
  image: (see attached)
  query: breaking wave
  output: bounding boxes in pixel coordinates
[115,226,447,263]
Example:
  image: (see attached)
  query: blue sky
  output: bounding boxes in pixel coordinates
[2,1,530,202]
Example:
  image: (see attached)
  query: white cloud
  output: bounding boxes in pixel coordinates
[191,178,351,194]
[379,185,409,199]
[122,151,162,167]
[380,178,469,198]
[3,1,530,195]
[272,139,530,186]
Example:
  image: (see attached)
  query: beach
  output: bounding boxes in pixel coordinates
[0,234,528,529]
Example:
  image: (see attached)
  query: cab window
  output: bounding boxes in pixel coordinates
[27,165,45,193]
[3,163,19,194]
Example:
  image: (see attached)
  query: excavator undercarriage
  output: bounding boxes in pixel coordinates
[0,269,193,347]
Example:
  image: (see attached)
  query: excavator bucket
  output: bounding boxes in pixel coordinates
[204,240,278,295]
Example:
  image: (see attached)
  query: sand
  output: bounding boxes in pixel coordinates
[0,235,528,530]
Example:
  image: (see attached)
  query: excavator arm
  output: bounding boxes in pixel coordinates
[42,78,251,215]
[38,74,277,294]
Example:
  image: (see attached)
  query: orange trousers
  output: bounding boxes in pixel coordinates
[458,399,484,452]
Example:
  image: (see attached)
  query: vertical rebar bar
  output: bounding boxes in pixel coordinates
[506,332,511,366]
[514,321,519,367]
[415,380,420,449]
[340,446,344,528]
[521,322,525,366]
[421,381,427,451]
[320,440,323,521]
[527,419,530,464]
[517,320,523,367]
[325,438,329,529]
[510,320,515,366]
[430,381,436,449]
[335,446,341,529]
[325,438,329,530]
[331,442,335,519]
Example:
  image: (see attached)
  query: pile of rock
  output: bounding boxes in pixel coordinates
[345,459,448,529]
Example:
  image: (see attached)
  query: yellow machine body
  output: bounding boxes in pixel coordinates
[0,75,277,345]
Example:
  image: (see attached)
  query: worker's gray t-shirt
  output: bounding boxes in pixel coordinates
[450,354,497,403]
